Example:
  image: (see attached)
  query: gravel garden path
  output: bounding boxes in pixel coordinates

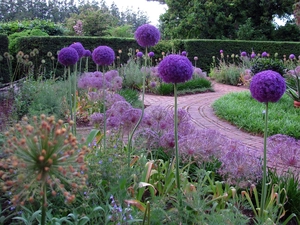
[144,82,264,159]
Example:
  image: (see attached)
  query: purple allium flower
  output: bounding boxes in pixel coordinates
[121,108,142,133]
[241,51,247,57]
[148,52,155,57]
[134,24,160,47]
[136,52,143,58]
[218,141,262,187]
[160,132,175,150]
[181,51,187,56]
[83,49,91,57]
[90,112,104,126]
[250,70,286,103]
[58,47,79,66]
[194,67,206,78]
[150,66,159,77]
[220,50,223,53]
[158,54,193,83]
[267,134,300,169]
[261,52,268,57]
[92,46,115,65]
[289,54,295,60]
[194,56,198,61]
[150,81,156,88]
[69,42,85,58]
[251,52,256,58]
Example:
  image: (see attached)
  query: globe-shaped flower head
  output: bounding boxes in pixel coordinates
[261,52,268,57]
[241,51,247,57]
[148,52,155,57]
[289,54,295,60]
[134,24,160,47]
[250,70,286,103]
[58,47,79,66]
[158,54,193,83]
[92,46,115,65]
[137,52,143,58]
[83,49,91,57]
[181,51,187,56]
[69,42,85,58]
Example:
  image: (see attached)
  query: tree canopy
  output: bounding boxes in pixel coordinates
[160,0,295,40]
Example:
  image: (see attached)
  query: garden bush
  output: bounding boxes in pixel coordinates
[157,77,213,95]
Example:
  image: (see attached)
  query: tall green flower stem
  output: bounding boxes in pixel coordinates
[73,63,78,135]
[260,102,269,219]
[173,83,181,192]
[41,184,47,225]
[85,57,89,72]
[102,65,107,151]
[127,48,148,168]
[67,66,73,131]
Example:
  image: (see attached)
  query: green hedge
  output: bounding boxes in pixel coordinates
[182,39,300,72]
[0,34,9,84]
[7,37,300,80]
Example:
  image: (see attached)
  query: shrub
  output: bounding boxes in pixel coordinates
[8,28,49,54]
[119,59,143,90]
[13,78,68,120]
[251,57,286,76]
[157,78,212,96]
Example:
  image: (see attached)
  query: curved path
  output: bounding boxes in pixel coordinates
[144,82,264,159]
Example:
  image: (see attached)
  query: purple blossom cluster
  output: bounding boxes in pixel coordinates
[70,42,85,58]
[250,70,286,103]
[78,70,123,91]
[109,195,133,223]
[193,67,206,78]
[134,105,263,186]
[73,20,83,35]
[92,46,115,65]
[134,24,160,47]
[267,134,300,170]
[158,54,193,84]
[58,47,79,66]
[218,139,262,187]
[58,42,91,66]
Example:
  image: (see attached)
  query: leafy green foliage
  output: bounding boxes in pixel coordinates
[160,0,294,40]
[118,88,143,108]
[213,91,300,139]
[251,57,286,76]
[0,19,66,36]
[13,78,68,120]
[8,29,49,54]
[209,61,245,85]
[157,78,212,95]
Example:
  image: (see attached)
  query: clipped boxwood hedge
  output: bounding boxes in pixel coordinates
[4,36,300,81]
[0,34,9,83]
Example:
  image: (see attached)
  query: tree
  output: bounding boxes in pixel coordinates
[160,0,294,40]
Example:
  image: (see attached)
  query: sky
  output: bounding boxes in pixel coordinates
[103,0,168,27]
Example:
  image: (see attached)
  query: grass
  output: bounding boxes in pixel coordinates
[157,78,213,96]
[212,91,300,139]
